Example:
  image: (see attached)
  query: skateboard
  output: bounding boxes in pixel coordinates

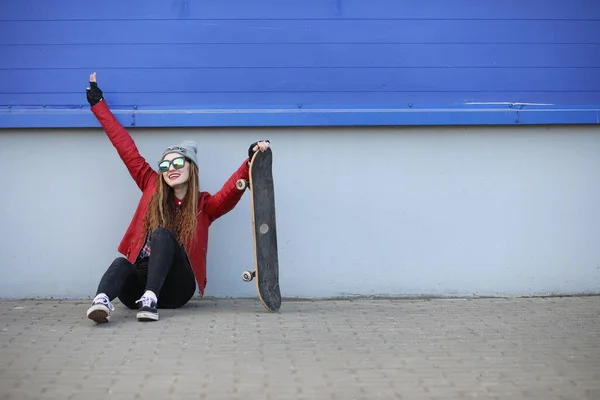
[236,148,282,312]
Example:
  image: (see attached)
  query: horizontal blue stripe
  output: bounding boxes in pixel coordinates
[3,68,600,93]
[2,44,599,69]
[3,20,600,45]
[1,106,598,128]
[3,92,600,109]
[2,0,599,20]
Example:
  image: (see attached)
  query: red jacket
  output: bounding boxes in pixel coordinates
[91,100,249,296]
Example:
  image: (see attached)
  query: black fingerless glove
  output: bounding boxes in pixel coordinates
[86,81,104,106]
[248,140,270,162]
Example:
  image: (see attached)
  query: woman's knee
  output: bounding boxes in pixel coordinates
[105,257,133,276]
[111,256,131,267]
[151,227,174,240]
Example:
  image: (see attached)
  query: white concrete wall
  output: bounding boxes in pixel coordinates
[1,125,599,299]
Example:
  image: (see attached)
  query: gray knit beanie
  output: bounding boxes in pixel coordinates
[160,140,199,167]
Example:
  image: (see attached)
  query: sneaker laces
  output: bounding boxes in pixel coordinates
[93,295,115,311]
[135,296,154,308]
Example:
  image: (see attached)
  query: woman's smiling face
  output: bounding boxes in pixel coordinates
[159,152,190,188]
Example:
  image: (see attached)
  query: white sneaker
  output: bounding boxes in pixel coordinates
[86,294,115,323]
[135,296,159,321]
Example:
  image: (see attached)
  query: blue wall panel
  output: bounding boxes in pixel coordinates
[0,0,599,128]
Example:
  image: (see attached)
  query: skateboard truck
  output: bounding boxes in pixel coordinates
[241,269,256,282]
[236,179,249,191]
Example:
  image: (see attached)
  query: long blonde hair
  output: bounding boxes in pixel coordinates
[141,162,200,249]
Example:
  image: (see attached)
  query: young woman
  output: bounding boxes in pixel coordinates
[84,72,270,323]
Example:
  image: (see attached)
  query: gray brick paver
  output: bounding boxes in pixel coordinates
[0,296,599,399]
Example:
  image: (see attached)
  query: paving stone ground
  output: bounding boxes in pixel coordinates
[0,296,598,400]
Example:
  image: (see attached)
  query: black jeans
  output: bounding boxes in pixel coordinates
[95,227,196,309]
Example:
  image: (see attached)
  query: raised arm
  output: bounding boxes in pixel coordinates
[203,140,271,221]
[203,160,250,222]
[87,72,157,192]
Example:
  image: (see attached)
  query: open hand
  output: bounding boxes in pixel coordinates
[86,72,103,106]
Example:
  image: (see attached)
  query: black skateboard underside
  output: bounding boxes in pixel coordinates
[250,148,282,312]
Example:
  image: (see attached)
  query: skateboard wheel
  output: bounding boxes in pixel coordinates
[236,179,248,191]
[242,270,255,282]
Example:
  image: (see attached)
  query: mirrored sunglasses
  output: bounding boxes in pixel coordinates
[158,156,186,172]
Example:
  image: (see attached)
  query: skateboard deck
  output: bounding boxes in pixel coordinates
[237,148,281,312]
